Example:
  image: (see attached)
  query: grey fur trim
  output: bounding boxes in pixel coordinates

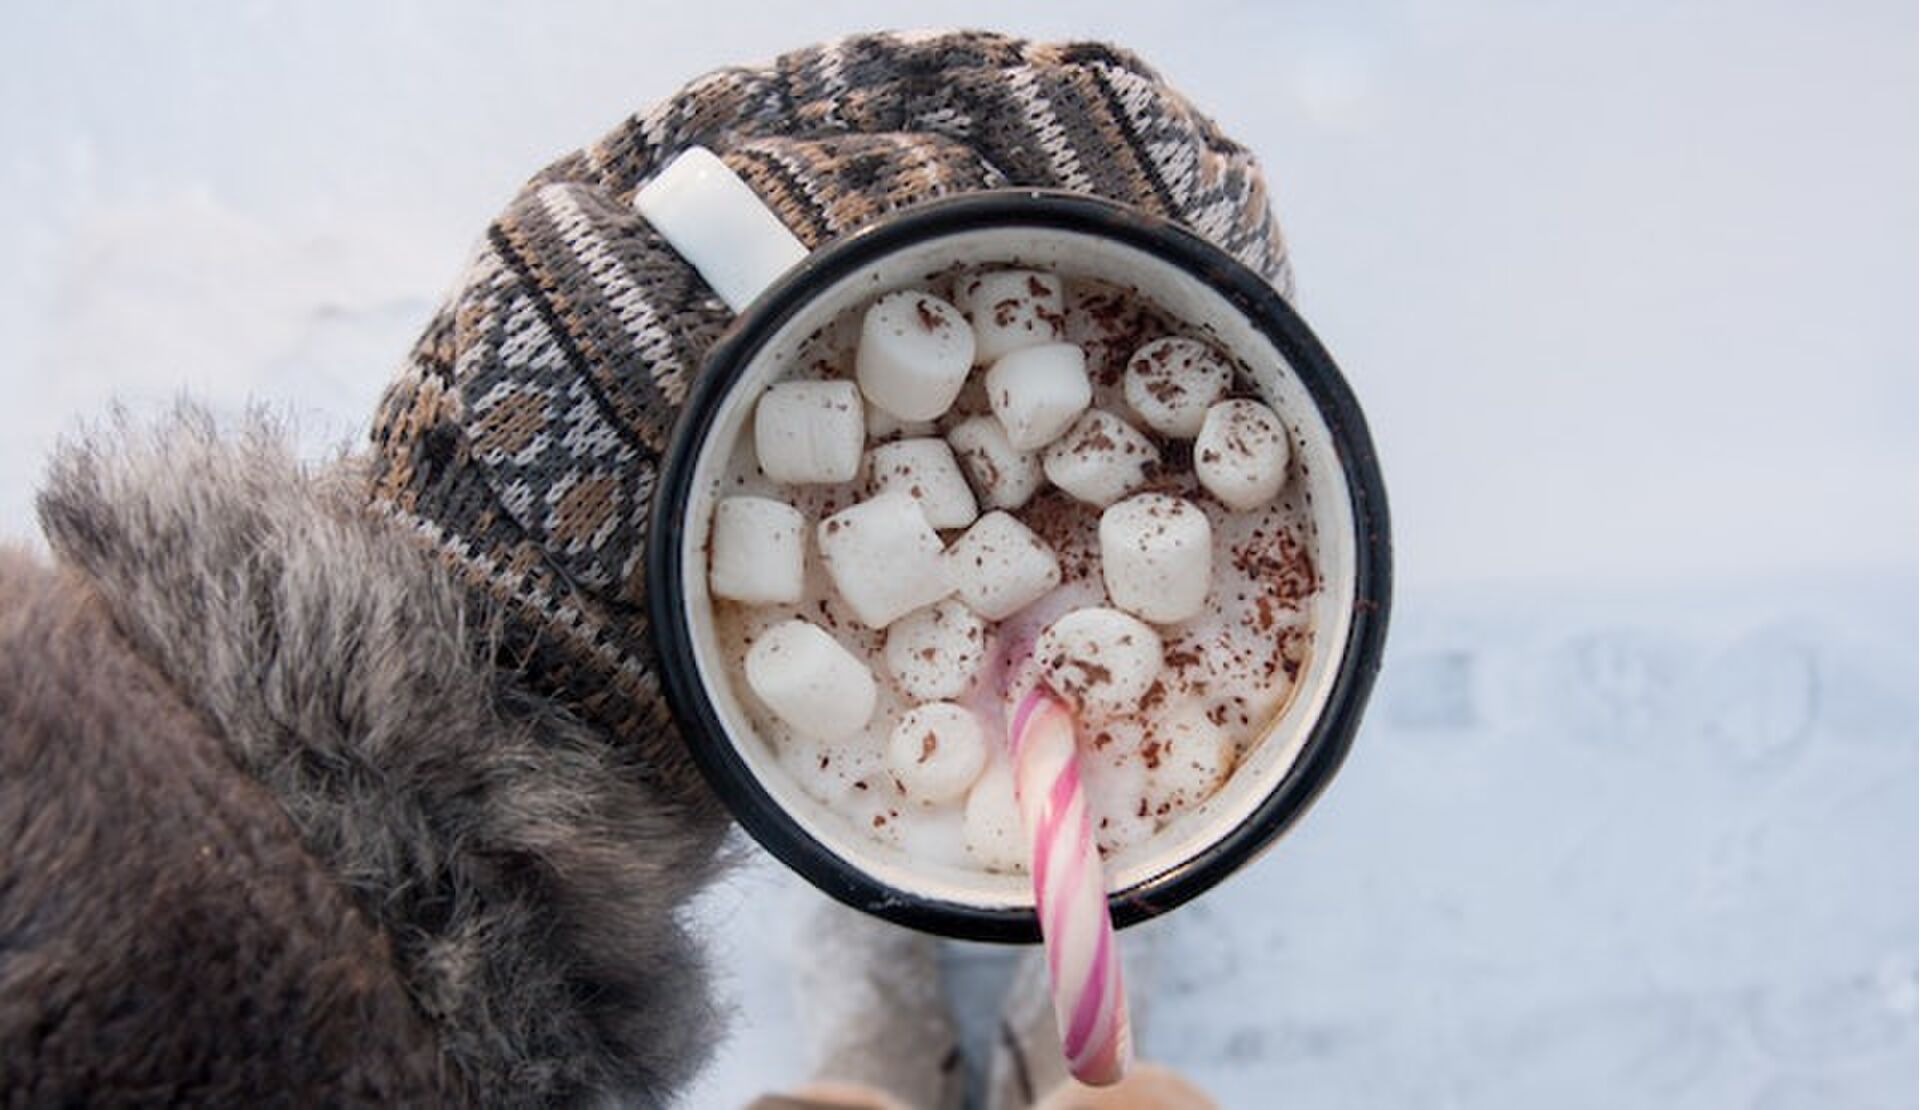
[37,404,731,1108]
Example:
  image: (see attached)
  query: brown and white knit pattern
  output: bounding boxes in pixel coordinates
[368,31,1293,808]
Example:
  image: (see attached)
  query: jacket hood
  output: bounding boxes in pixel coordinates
[37,405,729,1107]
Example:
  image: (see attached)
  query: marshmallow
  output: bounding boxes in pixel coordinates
[1144,702,1234,816]
[754,380,865,484]
[708,496,807,605]
[1099,493,1213,624]
[955,269,1066,364]
[777,723,888,809]
[1036,607,1164,721]
[817,493,951,628]
[866,438,979,530]
[962,761,1025,871]
[855,290,976,421]
[886,702,989,804]
[865,400,937,443]
[884,599,990,701]
[1041,410,1160,508]
[1122,337,1234,438]
[744,619,877,742]
[985,343,1092,450]
[944,511,1063,621]
[1194,399,1291,511]
[947,415,1044,510]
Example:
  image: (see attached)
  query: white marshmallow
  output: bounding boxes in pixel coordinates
[884,599,990,701]
[1194,399,1291,511]
[776,722,888,808]
[944,511,1062,621]
[1144,702,1234,816]
[886,702,989,804]
[955,270,1065,364]
[754,380,864,484]
[855,290,976,421]
[963,761,1025,871]
[864,400,936,443]
[866,438,979,530]
[1041,410,1160,508]
[947,415,1044,510]
[744,619,877,742]
[1035,607,1164,720]
[1122,337,1234,438]
[985,343,1091,451]
[1098,493,1213,624]
[817,492,952,628]
[708,496,806,604]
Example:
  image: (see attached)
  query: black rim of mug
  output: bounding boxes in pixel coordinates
[647,189,1393,943]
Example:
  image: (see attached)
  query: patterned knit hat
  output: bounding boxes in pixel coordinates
[367,30,1293,810]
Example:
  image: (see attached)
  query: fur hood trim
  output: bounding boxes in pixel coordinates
[38,406,728,1107]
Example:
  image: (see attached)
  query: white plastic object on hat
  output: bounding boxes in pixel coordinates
[1194,399,1291,511]
[883,599,990,701]
[856,291,976,421]
[708,496,806,604]
[985,342,1092,451]
[943,511,1062,621]
[1035,607,1164,721]
[1041,409,1160,508]
[946,414,1044,511]
[1098,493,1213,624]
[754,380,865,484]
[954,270,1066,364]
[632,146,809,312]
[866,438,979,530]
[886,702,989,804]
[816,492,952,628]
[1122,337,1234,438]
[744,619,877,742]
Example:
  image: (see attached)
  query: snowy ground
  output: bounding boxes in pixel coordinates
[684,572,1918,1107]
[2,3,1913,1107]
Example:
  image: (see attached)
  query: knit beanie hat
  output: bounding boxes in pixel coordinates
[367,30,1294,810]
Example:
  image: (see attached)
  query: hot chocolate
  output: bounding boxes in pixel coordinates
[703,267,1318,872]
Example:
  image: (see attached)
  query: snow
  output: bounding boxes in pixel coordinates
[685,573,1917,1107]
[2,2,1912,1107]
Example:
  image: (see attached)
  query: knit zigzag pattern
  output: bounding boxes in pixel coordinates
[368,30,1292,808]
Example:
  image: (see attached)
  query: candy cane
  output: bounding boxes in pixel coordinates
[1008,683,1132,1086]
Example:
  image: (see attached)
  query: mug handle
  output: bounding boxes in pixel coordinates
[633,147,809,313]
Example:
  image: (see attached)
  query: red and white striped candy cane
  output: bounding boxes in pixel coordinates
[1008,684,1133,1086]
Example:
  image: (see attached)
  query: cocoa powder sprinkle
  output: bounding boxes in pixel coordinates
[718,273,1324,859]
